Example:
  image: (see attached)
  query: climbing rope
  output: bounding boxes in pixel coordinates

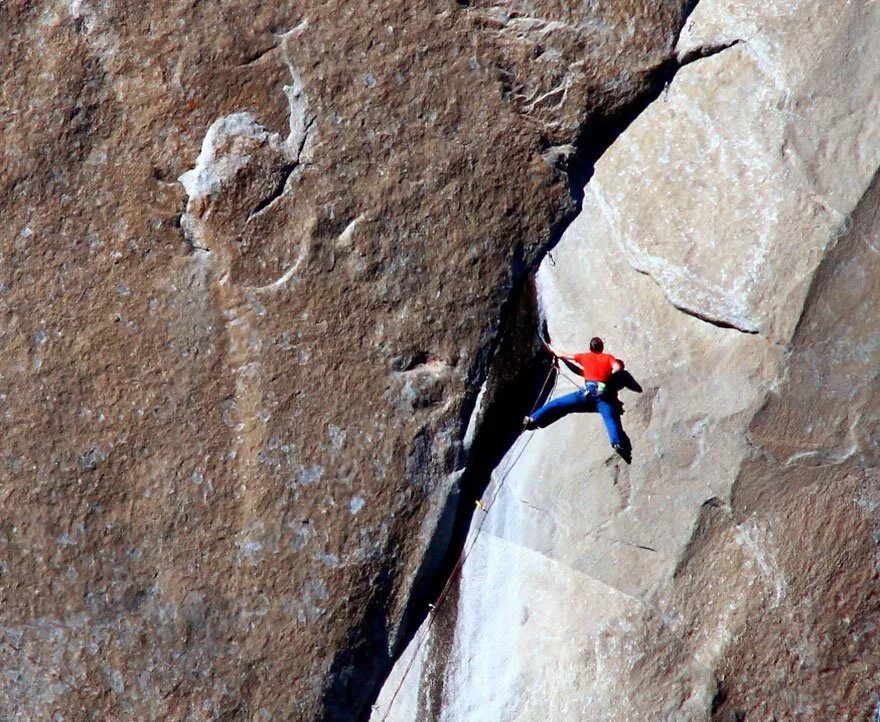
[555,364,585,390]
[377,360,558,721]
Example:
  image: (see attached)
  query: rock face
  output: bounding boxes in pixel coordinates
[375,0,880,719]
[0,2,695,720]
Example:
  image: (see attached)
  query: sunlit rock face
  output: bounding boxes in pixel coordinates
[0,1,692,719]
[375,1,880,720]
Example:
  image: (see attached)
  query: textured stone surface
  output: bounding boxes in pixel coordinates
[0,1,692,719]
[375,0,880,719]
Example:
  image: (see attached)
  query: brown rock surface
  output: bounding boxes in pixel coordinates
[0,1,692,719]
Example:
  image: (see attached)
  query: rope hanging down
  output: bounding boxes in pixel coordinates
[377,359,558,721]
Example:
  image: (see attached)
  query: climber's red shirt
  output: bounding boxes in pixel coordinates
[572,352,620,383]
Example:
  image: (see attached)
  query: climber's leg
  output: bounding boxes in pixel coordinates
[527,389,591,428]
[595,397,624,447]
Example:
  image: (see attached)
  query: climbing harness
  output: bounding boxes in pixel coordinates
[584,380,607,397]
[376,360,558,721]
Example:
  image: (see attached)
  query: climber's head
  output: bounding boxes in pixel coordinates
[589,337,604,353]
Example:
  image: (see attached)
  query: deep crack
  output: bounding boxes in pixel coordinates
[678,39,743,67]
[247,162,298,220]
[235,43,278,68]
[672,304,758,334]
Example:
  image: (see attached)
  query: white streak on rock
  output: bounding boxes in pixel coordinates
[179,113,275,199]
[280,23,316,159]
[177,113,285,251]
[735,520,786,607]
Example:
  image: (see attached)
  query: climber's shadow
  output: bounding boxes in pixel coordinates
[612,370,641,462]
[611,369,643,395]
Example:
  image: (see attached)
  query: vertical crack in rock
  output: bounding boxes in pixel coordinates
[385,277,554,711]
[320,543,400,722]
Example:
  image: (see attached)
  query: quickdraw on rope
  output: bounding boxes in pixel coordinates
[377,359,558,721]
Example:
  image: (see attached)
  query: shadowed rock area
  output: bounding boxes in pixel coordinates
[0,1,696,719]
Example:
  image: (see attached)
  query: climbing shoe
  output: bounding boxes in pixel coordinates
[612,442,631,464]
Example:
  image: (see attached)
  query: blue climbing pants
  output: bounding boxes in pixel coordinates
[530,385,622,446]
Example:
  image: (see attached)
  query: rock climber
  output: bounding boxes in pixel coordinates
[525,336,632,460]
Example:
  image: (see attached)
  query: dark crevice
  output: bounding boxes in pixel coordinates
[365,277,554,722]
[678,39,743,67]
[671,303,758,334]
[246,115,315,221]
[247,163,297,220]
[296,115,318,159]
[423,277,551,577]
[710,680,729,715]
[235,43,278,68]
[391,350,430,372]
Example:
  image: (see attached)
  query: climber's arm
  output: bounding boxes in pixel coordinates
[561,356,584,376]
[543,340,576,361]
